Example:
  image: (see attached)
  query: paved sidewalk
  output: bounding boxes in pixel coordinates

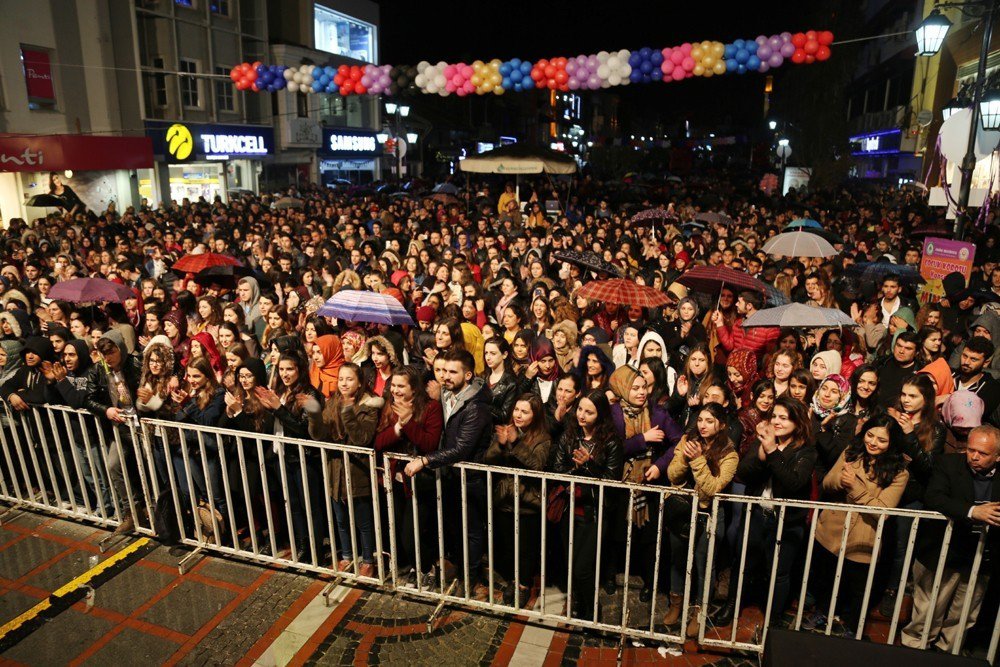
[0,510,761,666]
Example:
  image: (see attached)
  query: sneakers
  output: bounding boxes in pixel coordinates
[801,611,829,631]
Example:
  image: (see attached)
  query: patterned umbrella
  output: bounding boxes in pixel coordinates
[552,250,623,278]
[694,211,735,226]
[630,207,671,224]
[173,252,241,274]
[763,231,839,258]
[49,278,135,304]
[577,279,671,308]
[427,192,460,205]
[318,290,414,326]
[675,265,767,295]
[845,262,926,285]
[742,303,858,328]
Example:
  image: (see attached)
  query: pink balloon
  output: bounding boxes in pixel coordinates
[462,64,473,77]
[456,87,468,97]
[463,81,476,93]
[672,68,686,81]
[662,47,672,58]
[661,60,675,74]
[445,80,457,92]
[682,56,696,71]
[671,49,685,65]
[680,42,692,55]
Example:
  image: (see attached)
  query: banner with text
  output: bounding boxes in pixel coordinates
[919,236,976,302]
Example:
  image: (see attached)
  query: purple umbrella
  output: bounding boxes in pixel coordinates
[48,278,136,304]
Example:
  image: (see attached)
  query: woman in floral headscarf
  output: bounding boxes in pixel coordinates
[809,373,856,483]
[725,349,759,410]
[340,330,368,365]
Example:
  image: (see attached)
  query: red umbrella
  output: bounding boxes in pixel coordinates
[48,278,136,304]
[675,265,767,295]
[173,253,241,274]
[577,279,671,308]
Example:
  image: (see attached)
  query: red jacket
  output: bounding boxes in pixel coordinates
[716,319,781,354]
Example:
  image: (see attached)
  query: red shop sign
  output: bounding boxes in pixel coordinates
[0,134,154,172]
[21,48,55,103]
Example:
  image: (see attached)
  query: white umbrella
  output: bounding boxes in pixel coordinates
[458,144,577,175]
[742,303,857,328]
[762,231,838,258]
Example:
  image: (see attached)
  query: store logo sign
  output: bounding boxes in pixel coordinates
[328,133,377,153]
[862,136,879,152]
[166,124,194,160]
[201,133,269,156]
[0,147,44,167]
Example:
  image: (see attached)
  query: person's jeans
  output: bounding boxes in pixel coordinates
[888,500,922,593]
[742,507,806,620]
[332,498,376,563]
[284,454,322,554]
[442,475,486,589]
[669,505,725,604]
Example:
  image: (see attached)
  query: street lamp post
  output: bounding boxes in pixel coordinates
[916,1,999,240]
[383,102,411,181]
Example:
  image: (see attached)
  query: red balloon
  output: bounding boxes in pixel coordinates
[251,81,260,92]
[338,64,350,75]
[544,64,557,78]
[354,84,367,95]
[553,57,567,68]
[805,54,816,64]
[805,30,817,41]
[349,65,362,79]
[816,45,831,61]
[791,32,806,47]
[230,68,240,82]
[252,61,262,68]
[530,66,544,82]
[246,69,258,82]
[554,70,569,85]
[235,79,249,90]
[337,84,350,96]
[333,73,345,86]
[803,39,819,55]
[819,30,834,45]
[547,78,557,89]
[537,58,549,68]
[791,50,807,64]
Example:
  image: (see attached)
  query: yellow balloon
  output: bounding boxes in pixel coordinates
[473,60,485,70]
[493,85,504,95]
[712,42,725,58]
[482,80,495,92]
[704,55,716,67]
[693,64,705,76]
[471,74,483,86]
[704,68,714,77]
[713,60,727,75]
[691,45,704,59]
[490,72,502,85]
[702,40,712,50]
[490,58,502,68]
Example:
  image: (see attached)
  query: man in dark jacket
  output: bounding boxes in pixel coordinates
[405,349,493,596]
[902,425,1000,652]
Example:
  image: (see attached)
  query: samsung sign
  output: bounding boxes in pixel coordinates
[320,128,383,158]
[145,121,274,162]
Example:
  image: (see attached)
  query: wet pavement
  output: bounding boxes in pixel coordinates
[0,509,762,666]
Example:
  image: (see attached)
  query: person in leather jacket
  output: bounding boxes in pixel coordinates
[483,336,519,425]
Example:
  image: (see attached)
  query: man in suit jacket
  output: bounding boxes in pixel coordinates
[901,425,1000,652]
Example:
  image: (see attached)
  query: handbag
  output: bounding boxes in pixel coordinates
[546,484,568,522]
[663,489,697,540]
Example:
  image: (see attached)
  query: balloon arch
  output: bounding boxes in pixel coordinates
[230,30,834,97]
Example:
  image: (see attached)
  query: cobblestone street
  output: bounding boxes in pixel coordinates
[0,510,760,666]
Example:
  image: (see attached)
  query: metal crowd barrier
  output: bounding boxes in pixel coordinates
[0,401,997,661]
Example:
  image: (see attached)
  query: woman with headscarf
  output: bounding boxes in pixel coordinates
[309,334,345,398]
[918,357,955,402]
[522,336,560,406]
[662,296,707,364]
[550,320,580,373]
[726,349,759,410]
[340,330,368,365]
[809,373,856,483]
[510,329,535,377]
[607,365,684,601]
[163,309,190,364]
[185,331,224,380]
[809,350,842,383]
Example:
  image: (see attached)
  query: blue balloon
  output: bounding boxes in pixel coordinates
[629,69,643,83]
[499,62,511,75]
[746,55,761,71]
[522,77,535,90]
[510,69,523,82]
[502,76,512,89]
[628,52,642,67]
[639,46,652,59]
[650,51,664,66]
[725,59,738,73]
[733,39,744,50]
[510,57,522,68]
[312,80,323,92]
[737,64,748,74]
[724,44,736,59]
[640,61,653,74]
[274,79,286,90]
[735,49,750,64]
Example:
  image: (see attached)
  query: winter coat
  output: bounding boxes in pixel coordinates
[487,371,520,425]
[484,428,551,513]
[610,402,683,476]
[311,394,383,501]
[737,441,818,522]
[667,438,739,508]
[426,377,493,473]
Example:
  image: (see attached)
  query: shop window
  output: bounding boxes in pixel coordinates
[296,92,309,118]
[314,5,377,62]
[210,0,229,16]
[215,65,234,112]
[175,0,194,8]
[20,45,56,110]
[179,58,201,109]
[151,56,168,107]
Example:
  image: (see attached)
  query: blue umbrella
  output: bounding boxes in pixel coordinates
[318,290,414,326]
[845,262,926,286]
[785,218,823,230]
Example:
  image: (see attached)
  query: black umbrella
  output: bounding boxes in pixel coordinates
[193,264,255,289]
[25,194,65,208]
[845,262,925,285]
[552,250,623,278]
[797,227,844,246]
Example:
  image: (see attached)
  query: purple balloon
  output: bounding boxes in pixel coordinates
[757,44,772,59]
[780,42,796,57]
[769,36,782,51]
[361,74,373,87]
[588,74,601,89]
[780,31,792,43]
[756,35,767,45]
[566,60,578,74]
[768,53,784,68]
[588,55,599,69]
[568,77,580,90]
[758,61,770,73]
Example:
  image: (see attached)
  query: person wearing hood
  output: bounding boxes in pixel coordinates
[0,309,31,341]
[550,319,580,373]
[237,276,263,337]
[949,310,1000,379]
[1,336,57,409]
[185,331,224,381]
[660,296,707,368]
[163,309,191,364]
[360,335,398,397]
[137,335,178,420]
[403,350,494,596]
[635,330,678,395]
[521,336,560,407]
[0,340,24,394]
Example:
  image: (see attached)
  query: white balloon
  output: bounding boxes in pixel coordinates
[303,75,314,85]
[608,73,621,86]
[606,56,619,70]
[939,108,1000,162]
[618,49,630,60]
[283,68,294,81]
[621,64,632,76]
[426,83,438,94]
[287,81,299,93]
[415,74,426,87]
[434,74,446,87]
[597,51,610,62]
[597,64,609,78]
[439,89,449,96]
[299,64,309,73]
[417,60,430,73]
[436,61,447,70]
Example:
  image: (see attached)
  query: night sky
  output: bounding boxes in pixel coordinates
[379,0,844,130]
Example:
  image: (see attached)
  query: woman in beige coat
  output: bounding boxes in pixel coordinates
[804,412,909,636]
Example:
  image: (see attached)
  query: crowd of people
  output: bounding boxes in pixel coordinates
[0,171,998,650]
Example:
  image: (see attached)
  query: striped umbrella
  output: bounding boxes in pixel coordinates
[48,278,136,304]
[318,290,414,326]
[676,265,768,295]
[741,303,858,328]
[763,231,839,258]
[577,279,671,307]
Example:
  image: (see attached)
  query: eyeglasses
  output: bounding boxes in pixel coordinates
[238,372,255,380]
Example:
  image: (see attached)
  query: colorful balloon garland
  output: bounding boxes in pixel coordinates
[230,30,833,96]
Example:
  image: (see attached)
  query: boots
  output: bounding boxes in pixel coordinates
[686,605,702,638]
[663,592,683,626]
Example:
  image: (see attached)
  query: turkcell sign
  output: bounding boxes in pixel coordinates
[201,133,269,156]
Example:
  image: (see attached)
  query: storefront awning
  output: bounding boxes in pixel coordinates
[0,134,153,172]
